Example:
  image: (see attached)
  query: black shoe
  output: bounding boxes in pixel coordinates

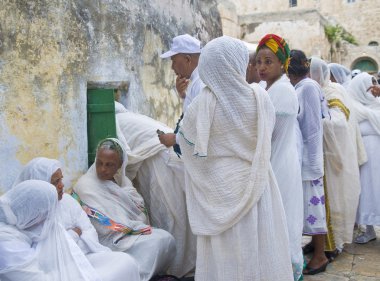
[325,249,339,262]
[303,261,329,275]
[302,242,314,255]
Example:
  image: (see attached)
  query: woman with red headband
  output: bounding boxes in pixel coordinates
[256,34,303,281]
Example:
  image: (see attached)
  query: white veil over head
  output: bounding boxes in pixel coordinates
[310,57,331,88]
[0,180,100,281]
[329,63,351,88]
[347,72,380,134]
[13,157,61,187]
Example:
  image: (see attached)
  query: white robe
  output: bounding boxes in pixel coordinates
[58,194,141,281]
[268,75,304,280]
[116,109,196,277]
[356,121,380,225]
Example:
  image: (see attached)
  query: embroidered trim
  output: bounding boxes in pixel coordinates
[71,192,151,235]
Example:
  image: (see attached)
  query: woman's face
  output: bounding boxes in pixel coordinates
[51,168,64,201]
[95,148,122,181]
[256,47,283,88]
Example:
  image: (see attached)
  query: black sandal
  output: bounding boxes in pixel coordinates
[302,242,315,255]
[303,261,329,275]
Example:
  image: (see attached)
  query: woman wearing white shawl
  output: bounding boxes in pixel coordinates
[0,180,100,281]
[74,138,176,281]
[310,57,362,253]
[347,72,380,243]
[115,104,196,277]
[178,36,293,281]
[12,157,141,281]
[256,34,303,279]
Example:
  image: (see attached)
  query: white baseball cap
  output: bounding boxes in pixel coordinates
[160,34,201,59]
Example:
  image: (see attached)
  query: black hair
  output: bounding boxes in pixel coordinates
[288,49,310,77]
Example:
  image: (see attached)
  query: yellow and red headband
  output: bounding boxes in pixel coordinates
[257,34,291,72]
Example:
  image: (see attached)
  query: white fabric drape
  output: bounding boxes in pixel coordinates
[267,74,303,280]
[311,57,362,249]
[0,180,100,281]
[347,73,380,225]
[74,141,175,281]
[116,109,196,277]
[179,36,293,281]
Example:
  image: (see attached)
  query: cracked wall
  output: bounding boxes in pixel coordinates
[0,0,222,192]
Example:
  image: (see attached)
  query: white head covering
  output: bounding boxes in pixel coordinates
[13,157,61,187]
[329,63,351,89]
[347,72,380,134]
[310,57,331,88]
[74,138,149,237]
[0,180,100,280]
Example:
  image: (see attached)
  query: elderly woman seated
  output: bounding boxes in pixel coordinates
[73,138,176,281]
[0,180,100,281]
[12,157,140,281]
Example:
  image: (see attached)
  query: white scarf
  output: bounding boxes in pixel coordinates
[73,139,149,237]
[347,72,380,135]
[179,36,275,235]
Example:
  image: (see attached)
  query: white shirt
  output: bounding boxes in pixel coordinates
[182,67,204,112]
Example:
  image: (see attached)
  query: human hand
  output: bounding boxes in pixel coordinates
[369,85,380,97]
[72,227,82,236]
[176,75,190,99]
[158,133,176,147]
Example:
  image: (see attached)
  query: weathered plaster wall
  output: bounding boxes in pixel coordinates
[0,0,222,193]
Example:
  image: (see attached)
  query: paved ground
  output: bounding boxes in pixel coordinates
[304,227,380,281]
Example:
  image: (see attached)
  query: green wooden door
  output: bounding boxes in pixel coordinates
[87,89,116,167]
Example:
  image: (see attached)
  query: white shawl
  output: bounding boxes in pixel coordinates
[0,180,99,281]
[73,139,150,249]
[179,36,275,235]
[347,72,380,135]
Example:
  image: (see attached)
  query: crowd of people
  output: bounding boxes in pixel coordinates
[0,33,379,281]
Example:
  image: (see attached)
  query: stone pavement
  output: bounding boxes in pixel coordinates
[304,227,380,281]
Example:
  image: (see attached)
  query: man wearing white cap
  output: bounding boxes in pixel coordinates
[158,34,204,152]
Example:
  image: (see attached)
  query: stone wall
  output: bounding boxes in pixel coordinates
[240,9,331,59]
[230,0,380,72]
[0,0,222,192]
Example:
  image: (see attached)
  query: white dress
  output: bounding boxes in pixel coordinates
[58,194,141,281]
[356,121,380,225]
[268,75,304,280]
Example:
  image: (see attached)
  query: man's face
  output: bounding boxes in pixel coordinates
[171,54,191,79]
[51,168,64,201]
[95,148,122,181]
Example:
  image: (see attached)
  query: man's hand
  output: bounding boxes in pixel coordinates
[176,75,190,99]
[72,227,82,236]
[158,133,176,147]
[369,85,380,97]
